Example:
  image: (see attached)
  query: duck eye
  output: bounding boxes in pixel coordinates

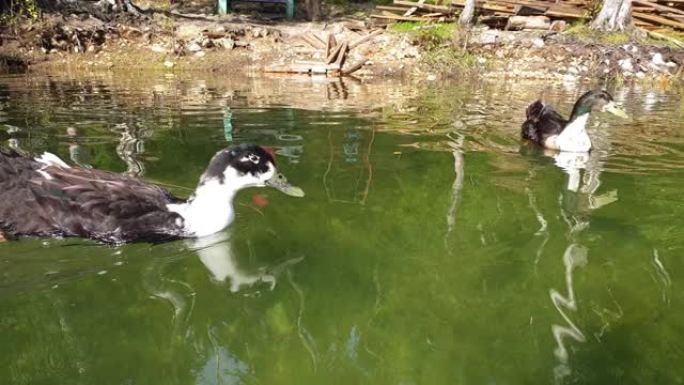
[240,154,261,164]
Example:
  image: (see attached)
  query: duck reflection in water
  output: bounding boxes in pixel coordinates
[526,147,618,382]
[188,231,303,293]
[66,126,93,168]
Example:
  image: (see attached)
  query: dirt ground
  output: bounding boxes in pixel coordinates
[1,1,683,81]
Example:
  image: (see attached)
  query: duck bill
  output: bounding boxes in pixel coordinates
[603,102,628,119]
[265,171,305,197]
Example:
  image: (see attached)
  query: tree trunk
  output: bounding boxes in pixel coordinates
[458,0,475,26]
[590,0,632,32]
[305,0,321,21]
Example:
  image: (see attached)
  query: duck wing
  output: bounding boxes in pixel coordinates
[0,151,186,243]
[521,100,568,144]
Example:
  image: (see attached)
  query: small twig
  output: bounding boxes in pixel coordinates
[300,33,326,49]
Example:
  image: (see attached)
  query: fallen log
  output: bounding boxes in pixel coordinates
[349,29,384,49]
[506,15,550,30]
[342,59,368,75]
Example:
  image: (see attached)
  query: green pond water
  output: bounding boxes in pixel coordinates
[0,73,683,385]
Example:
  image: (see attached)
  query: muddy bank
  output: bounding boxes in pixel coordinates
[464,28,684,81]
[1,10,684,81]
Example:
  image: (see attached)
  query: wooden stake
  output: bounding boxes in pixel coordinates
[326,33,337,58]
[334,42,349,68]
[326,43,343,64]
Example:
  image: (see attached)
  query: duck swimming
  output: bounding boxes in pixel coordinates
[0,144,304,244]
[521,90,628,152]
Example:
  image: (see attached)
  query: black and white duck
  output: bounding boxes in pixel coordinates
[0,144,304,244]
[521,90,628,152]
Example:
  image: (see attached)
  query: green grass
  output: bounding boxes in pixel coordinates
[390,22,456,50]
[0,0,39,28]
[422,45,478,74]
[564,21,631,45]
[389,22,477,74]
[390,22,455,39]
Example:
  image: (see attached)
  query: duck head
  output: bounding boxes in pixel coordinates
[200,144,304,197]
[569,90,628,121]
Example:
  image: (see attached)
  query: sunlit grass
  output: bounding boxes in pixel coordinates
[564,21,631,45]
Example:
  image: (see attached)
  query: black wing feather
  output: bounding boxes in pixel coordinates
[0,150,186,243]
[521,100,569,145]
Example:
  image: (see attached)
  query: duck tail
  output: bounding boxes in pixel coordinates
[525,100,544,121]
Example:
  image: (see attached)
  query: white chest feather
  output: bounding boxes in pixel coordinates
[545,114,592,152]
[167,179,236,237]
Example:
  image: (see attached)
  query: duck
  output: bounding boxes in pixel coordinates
[0,144,304,244]
[521,90,628,152]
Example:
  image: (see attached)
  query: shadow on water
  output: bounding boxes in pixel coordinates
[1,73,684,385]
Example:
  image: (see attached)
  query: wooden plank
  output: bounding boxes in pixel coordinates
[450,1,512,14]
[665,13,684,20]
[634,19,657,26]
[404,0,426,16]
[633,11,684,29]
[376,5,413,12]
[394,0,454,12]
[370,13,452,21]
[633,0,684,15]
[544,9,587,18]
[491,0,583,13]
